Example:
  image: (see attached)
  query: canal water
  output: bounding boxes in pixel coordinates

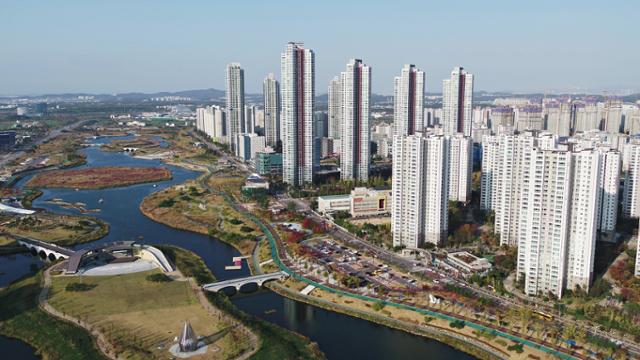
[0,136,474,360]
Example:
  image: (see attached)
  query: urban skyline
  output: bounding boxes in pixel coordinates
[2,3,640,359]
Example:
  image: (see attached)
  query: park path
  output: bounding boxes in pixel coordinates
[185,275,260,360]
[39,263,122,360]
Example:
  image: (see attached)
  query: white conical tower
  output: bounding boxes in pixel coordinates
[178,321,198,352]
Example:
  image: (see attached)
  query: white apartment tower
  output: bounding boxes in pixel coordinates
[392,134,448,248]
[226,63,245,151]
[573,101,600,132]
[544,102,572,137]
[340,59,371,181]
[442,66,474,137]
[393,65,425,136]
[603,98,623,134]
[196,106,227,143]
[517,147,602,298]
[328,76,343,149]
[623,143,640,218]
[481,132,537,246]
[263,73,281,147]
[448,134,472,202]
[281,42,315,186]
[595,148,621,232]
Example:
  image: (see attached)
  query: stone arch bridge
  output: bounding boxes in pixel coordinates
[202,271,288,292]
[16,237,74,262]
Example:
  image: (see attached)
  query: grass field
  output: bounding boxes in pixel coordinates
[141,181,259,255]
[157,245,325,360]
[48,270,250,359]
[0,271,106,360]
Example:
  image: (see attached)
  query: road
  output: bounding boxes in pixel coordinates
[0,119,89,168]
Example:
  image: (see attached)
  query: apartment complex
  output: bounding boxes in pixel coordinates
[196,105,227,143]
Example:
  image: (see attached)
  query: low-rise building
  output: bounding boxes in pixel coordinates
[318,187,391,218]
[236,133,266,162]
[0,131,17,150]
[350,187,391,217]
[255,148,283,176]
[446,251,492,274]
[243,174,269,192]
[317,194,351,214]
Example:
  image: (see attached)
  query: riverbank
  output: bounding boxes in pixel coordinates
[47,264,255,359]
[157,245,325,359]
[265,280,506,360]
[26,166,172,190]
[140,179,259,255]
[0,269,107,359]
[0,212,109,248]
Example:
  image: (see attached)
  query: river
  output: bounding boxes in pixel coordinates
[0,136,474,360]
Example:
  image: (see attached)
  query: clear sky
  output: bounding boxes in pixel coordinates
[1,0,638,96]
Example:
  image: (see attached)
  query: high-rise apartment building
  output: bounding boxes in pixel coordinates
[196,106,227,143]
[391,133,448,248]
[263,73,281,147]
[603,98,623,134]
[393,65,424,136]
[481,132,538,246]
[623,143,640,218]
[340,59,371,181]
[281,42,315,186]
[544,101,572,136]
[517,147,601,298]
[448,134,472,202]
[328,76,343,151]
[515,105,543,131]
[573,101,600,132]
[595,147,621,232]
[226,63,245,152]
[226,63,245,151]
[489,106,514,132]
[442,66,474,137]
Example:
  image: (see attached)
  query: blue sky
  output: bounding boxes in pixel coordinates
[1,0,638,95]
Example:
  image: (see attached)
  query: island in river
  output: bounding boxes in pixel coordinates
[26,166,172,190]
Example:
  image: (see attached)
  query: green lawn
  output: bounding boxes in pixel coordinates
[49,269,246,359]
[0,271,106,360]
[157,245,325,360]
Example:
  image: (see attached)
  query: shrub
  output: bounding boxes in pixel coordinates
[240,226,254,233]
[65,283,97,292]
[158,198,175,208]
[507,343,524,353]
[372,301,385,311]
[449,320,466,329]
[146,273,173,282]
[229,218,243,225]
